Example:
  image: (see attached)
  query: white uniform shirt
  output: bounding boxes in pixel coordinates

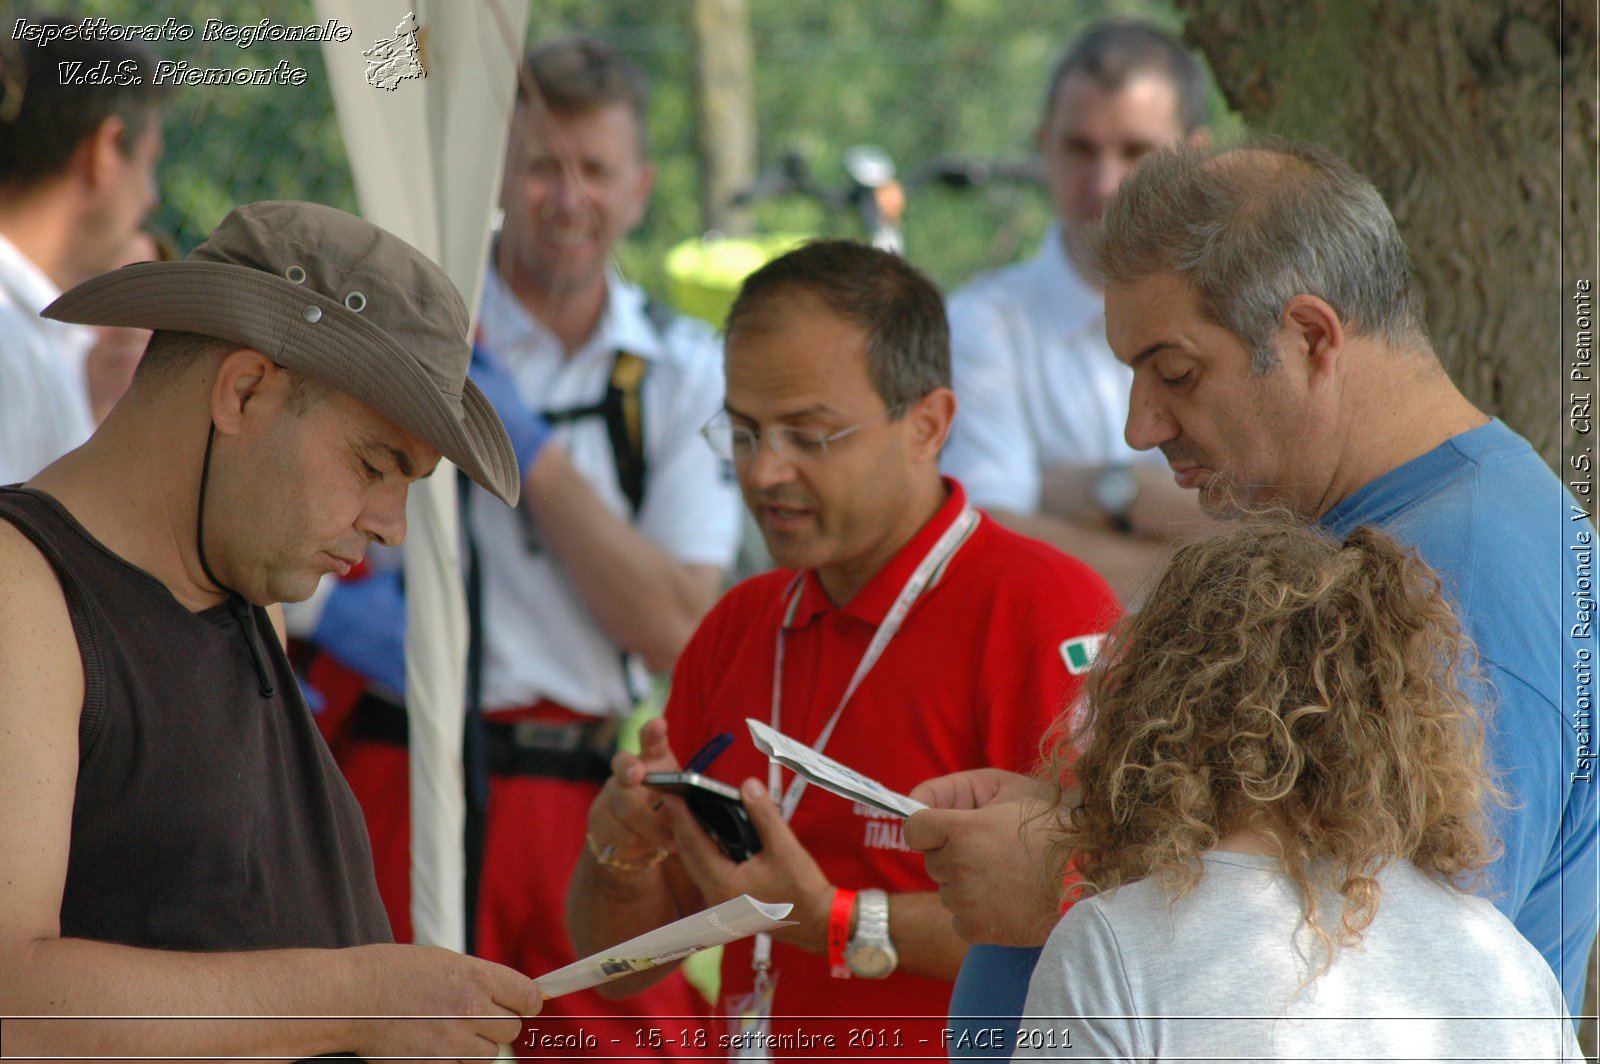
[468,266,740,716]
[0,234,95,484]
[940,226,1159,514]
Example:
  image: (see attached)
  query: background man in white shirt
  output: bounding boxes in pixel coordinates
[940,21,1214,600]
[310,34,740,1055]
[0,18,165,483]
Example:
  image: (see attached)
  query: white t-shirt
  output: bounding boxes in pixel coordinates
[467,267,741,715]
[1018,852,1581,1062]
[0,233,95,484]
[941,227,1159,515]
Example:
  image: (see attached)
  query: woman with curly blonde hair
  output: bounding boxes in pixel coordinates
[1017,518,1578,1061]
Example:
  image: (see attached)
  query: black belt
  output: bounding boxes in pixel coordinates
[348,691,617,783]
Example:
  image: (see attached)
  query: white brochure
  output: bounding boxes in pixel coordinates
[746,717,928,818]
[534,894,793,998]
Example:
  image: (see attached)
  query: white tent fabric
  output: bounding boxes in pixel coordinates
[316,0,529,953]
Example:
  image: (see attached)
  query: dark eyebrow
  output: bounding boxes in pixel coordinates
[386,446,417,479]
[359,434,433,480]
[389,445,443,481]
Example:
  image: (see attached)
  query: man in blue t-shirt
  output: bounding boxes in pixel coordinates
[906,140,1596,1038]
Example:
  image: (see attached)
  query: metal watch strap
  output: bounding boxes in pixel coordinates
[844,888,896,977]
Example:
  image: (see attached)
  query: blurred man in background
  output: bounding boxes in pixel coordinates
[940,21,1215,600]
[0,19,166,482]
[84,230,173,422]
[309,34,740,1055]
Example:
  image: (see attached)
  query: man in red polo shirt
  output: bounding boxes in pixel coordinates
[567,240,1119,1051]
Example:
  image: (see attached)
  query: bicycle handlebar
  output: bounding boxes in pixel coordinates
[731,150,1041,209]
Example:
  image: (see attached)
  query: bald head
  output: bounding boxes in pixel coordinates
[1091,140,1427,371]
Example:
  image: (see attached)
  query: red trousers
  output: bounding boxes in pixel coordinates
[312,659,711,1059]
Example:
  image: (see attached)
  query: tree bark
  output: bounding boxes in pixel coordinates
[1176,0,1594,468]
[1177,0,1597,1049]
[688,0,758,236]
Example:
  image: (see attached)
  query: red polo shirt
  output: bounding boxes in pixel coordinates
[666,479,1120,1051]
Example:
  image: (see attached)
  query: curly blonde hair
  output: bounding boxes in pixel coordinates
[1044,517,1503,966]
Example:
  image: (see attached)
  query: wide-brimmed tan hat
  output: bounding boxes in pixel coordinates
[43,200,520,505]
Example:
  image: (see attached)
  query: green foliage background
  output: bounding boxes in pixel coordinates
[30,0,1223,300]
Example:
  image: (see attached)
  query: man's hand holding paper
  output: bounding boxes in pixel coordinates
[904,769,1066,947]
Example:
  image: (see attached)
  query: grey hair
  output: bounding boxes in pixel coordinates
[1089,140,1427,373]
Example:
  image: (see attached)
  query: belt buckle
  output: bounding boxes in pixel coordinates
[510,720,584,753]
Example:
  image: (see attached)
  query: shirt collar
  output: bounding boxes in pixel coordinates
[785,478,972,628]
[0,232,67,317]
[480,260,663,364]
[1033,223,1102,334]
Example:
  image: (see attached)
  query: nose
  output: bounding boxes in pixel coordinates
[1124,376,1179,453]
[551,167,589,213]
[741,433,799,492]
[1087,155,1128,212]
[358,483,409,548]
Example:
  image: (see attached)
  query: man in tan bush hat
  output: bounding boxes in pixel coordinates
[0,201,539,1060]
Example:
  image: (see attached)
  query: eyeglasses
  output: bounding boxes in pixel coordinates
[700,407,905,464]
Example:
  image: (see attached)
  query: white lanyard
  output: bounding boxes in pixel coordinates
[749,502,977,974]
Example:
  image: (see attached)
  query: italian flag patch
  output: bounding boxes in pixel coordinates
[1060,635,1105,675]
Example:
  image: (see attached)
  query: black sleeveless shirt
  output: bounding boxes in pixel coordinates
[0,487,391,951]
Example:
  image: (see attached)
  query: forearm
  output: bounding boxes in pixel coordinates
[885,891,968,981]
[522,445,720,672]
[1124,465,1224,542]
[986,509,1174,604]
[566,852,699,1000]
[1033,463,1222,543]
[771,889,967,983]
[2,937,363,1058]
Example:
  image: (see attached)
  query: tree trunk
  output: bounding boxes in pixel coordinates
[1176,0,1594,468]
[1176,0,1597,1050]
[688,0,757,236]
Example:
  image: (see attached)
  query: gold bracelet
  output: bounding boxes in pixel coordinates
[586,832,669,873]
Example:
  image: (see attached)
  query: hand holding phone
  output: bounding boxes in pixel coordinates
[643,772,763,862]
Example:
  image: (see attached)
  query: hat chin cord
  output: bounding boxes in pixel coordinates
[197,422,276,698]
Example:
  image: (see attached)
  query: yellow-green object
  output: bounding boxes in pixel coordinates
[665,233,811,327]
[682,944,722,1004]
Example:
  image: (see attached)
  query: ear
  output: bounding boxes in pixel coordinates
[904,386,956,463]
[1185,126,1212,149]
[1278,295,1346,384]
[209,348,279,436]
[624,159,656,231]
[78,115,127,191]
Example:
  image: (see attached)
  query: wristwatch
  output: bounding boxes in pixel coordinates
[843,889,898,978]
[1095,464,1139,534]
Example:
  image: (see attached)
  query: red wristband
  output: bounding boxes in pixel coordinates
[827,887,856,978]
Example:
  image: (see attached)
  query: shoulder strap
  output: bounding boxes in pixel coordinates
[603,351,649,516]
[539,298,672,519]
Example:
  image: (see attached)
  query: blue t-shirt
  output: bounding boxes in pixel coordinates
[949,420,1598,1050]
[1320,418,1597,1012]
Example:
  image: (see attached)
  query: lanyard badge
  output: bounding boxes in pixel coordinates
[741,502,978,1017]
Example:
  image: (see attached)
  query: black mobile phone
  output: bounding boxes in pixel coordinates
[643,771,763,862]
